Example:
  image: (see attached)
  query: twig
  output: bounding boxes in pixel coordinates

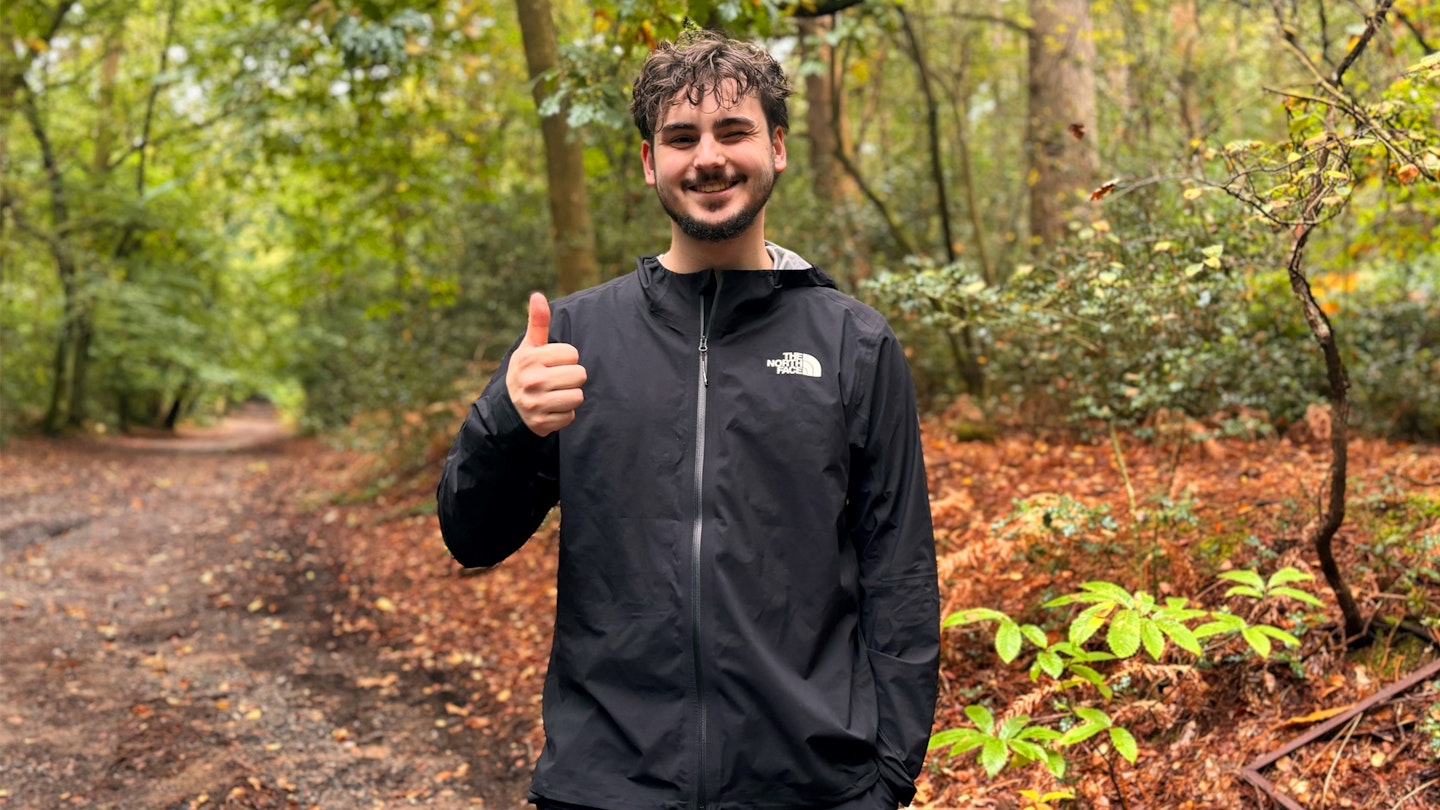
[1391,778,1440,810]
[1104,752,1132,810]
[1239,657,1440,809]
[1319,713,1363,804]
[1108,422,1139,525]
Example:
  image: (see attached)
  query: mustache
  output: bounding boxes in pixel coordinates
[686,171,743,186]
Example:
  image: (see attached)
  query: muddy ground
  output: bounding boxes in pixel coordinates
[0,408,527,810]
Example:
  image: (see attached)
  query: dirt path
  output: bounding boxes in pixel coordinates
[0,409,519,810]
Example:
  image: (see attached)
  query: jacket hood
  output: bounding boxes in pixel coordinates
[636,242,837,337]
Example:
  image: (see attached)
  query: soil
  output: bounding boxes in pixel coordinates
[0,405,525,810]
[3,403,1439,810]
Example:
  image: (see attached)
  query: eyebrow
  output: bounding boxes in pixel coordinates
[657,116,759,136]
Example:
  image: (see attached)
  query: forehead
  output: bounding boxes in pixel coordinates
[655,80,764,129]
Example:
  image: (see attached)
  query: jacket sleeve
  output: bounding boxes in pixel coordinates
[846,326,940,807]
[436,338,560,568]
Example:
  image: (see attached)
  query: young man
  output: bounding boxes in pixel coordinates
[437,31,938,810]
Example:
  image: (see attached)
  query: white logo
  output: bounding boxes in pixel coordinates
[766,351,822,378]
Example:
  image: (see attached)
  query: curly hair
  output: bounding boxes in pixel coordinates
[629,30,791,143]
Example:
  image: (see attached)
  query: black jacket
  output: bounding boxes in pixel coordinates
[437,253,939,810]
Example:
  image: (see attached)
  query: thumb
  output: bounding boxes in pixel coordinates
[523,292,551,347]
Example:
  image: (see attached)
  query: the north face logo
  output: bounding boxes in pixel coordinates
[766,352,822,378]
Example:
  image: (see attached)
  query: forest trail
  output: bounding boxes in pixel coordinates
[0,409,520,810]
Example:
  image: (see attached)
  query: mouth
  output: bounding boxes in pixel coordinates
[689,177,740,194]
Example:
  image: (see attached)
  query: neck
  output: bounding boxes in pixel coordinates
[661,220,772,273]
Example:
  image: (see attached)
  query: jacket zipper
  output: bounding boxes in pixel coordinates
[691,273,721,810]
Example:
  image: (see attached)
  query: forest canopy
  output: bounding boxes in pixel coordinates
[2,0,1437,446]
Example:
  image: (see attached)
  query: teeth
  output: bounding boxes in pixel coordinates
[695,181,732,193]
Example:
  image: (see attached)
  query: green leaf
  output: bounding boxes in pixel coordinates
[1038,650,1065,679]
[1110,727,1139,763]
[1140,620,1166,660]
[928,728,972,750]
[942,607,1009,628]
[1043,750,1067,778]
[1078,581,1135,607]
[1070,604,1110,647]
[965,704,995,735]
[998,715,1031,740]
[1256,625,1302,648]
[1107,609,1143,658]
[948,732,989,756]
[1270,587,1324,607]
[996,621,1023,663]
[1059,722,1107,746]
[1073,706,1112,726]
[980,738,1010,776]
[1158,621,1203,656]
[1021,624,1049,648]
[1067,664,1113,698]
[1008,738,1049,763]
[1241,626,1273,658]
[1223,585,1267,600]
[1019,726,1063,742]
[1218,570,1265,589]
[1266,568,1314,588]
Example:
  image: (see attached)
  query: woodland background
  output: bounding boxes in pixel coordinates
[2,1,1440,808]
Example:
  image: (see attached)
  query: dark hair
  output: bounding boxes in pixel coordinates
[629,30,791,143]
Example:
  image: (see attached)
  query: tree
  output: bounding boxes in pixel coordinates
[516,0,598,295]
[1027,0,1098,245]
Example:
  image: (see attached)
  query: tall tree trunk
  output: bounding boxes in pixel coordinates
[21,90,84,434]
[797,17,848,206]
[1027,0,1098,246]
[515,0,598,295]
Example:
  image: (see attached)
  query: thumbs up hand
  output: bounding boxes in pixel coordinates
[505,292,588,437]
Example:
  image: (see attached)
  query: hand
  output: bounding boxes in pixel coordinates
[504,292,587,437]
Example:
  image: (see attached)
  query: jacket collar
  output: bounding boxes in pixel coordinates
[636,244,837,337]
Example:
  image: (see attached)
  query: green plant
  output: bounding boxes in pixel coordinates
[1018,788,1076,810]
[1421,698,1440,762]
[933,569,1318,780]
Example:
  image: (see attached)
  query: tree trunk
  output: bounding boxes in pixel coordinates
[515,0,598,295]
[1027,0,1098,246]
[797,17,848,206]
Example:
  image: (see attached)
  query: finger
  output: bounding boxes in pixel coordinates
[531,342,581,368]
[523,292,551,348]
[535,365,587,392]
[531,388,584,414]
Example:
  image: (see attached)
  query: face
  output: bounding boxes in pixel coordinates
[641,84,787,243]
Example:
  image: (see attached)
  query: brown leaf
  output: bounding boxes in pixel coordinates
[1090,180,1118,201]
[1068,123,1086,140]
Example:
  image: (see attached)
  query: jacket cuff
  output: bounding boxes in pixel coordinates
[879,761,916,806]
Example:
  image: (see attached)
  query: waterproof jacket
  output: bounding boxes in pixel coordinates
[437,249,939,810]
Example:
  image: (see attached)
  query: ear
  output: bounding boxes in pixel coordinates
[771,127,787,173]
[641,139,657,186]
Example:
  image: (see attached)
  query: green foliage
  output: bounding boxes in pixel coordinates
[866,189,1328,426]
[936,569,1318,780]
[1422,699,1440,762]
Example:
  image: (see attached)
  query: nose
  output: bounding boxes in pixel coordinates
[694,133,725,170]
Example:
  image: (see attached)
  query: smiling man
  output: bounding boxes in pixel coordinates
[437,30,939,810]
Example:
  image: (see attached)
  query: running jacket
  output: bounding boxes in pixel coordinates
[437,248,939,810]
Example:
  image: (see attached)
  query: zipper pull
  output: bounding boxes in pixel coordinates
[699,334,709,387]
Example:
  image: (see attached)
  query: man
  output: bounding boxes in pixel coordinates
[437,30,938,810]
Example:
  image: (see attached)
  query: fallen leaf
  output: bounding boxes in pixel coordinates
[1090,180,1118,201]
[1275,704,1351,728]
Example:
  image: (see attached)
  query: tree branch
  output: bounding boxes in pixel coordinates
[1331,0,1396,87]
[781,0,867,17]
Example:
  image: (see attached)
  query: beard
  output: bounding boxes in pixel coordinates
[656,164,778,243]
